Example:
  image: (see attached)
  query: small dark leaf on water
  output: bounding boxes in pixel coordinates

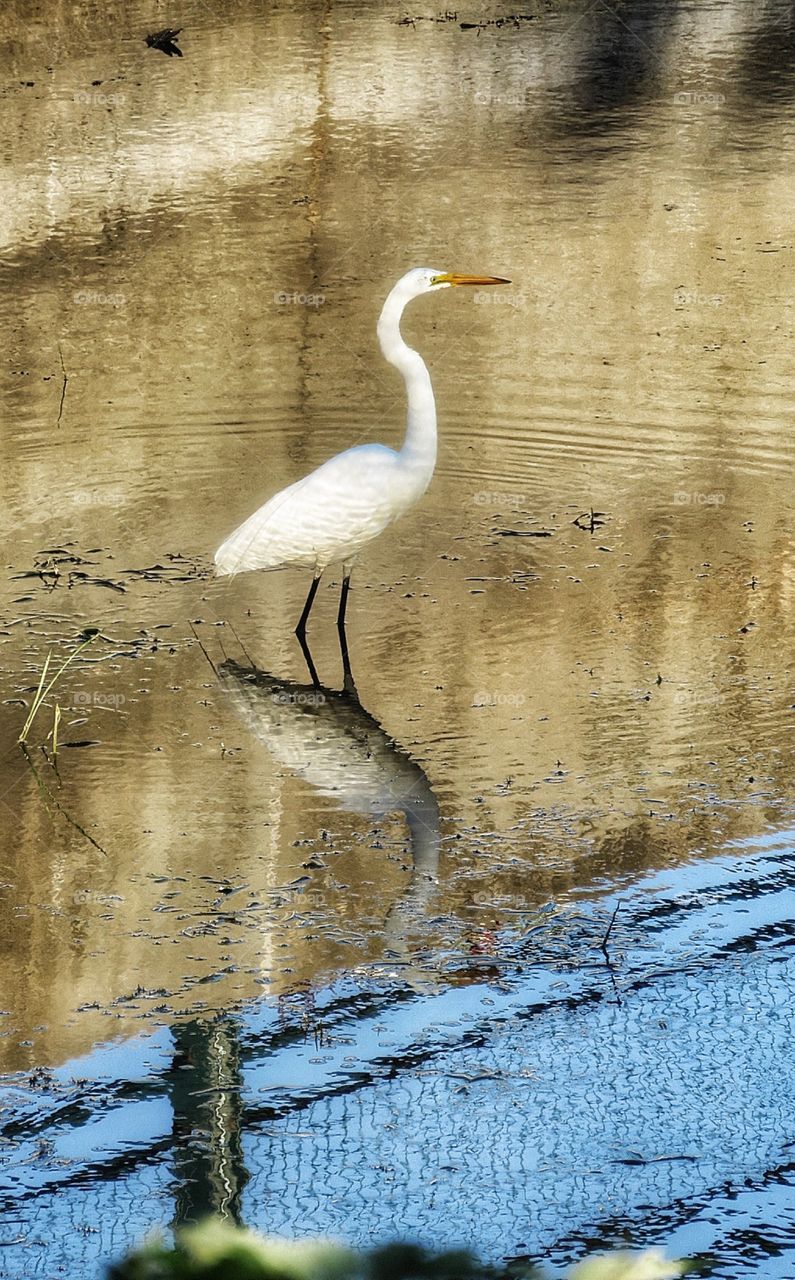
[496,529,553,538]
[71,575,125,592]
[145,28,183,56]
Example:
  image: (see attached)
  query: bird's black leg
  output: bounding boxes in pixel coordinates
[337,573,351,634]
[336,573,355,695]
[295,572,322,640]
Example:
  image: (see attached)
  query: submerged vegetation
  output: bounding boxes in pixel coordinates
[108,1221,688,1280]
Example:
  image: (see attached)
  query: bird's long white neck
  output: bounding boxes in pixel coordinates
[377,283,437,480]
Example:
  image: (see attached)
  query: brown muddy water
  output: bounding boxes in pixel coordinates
[1,1,794,1276]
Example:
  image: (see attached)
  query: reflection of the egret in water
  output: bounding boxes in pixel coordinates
[217,638,441,972]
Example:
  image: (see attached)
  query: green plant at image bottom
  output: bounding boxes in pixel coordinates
[108,1220,690,1280]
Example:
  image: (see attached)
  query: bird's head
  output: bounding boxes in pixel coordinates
[377,267,513,350]
[399,267,511,298]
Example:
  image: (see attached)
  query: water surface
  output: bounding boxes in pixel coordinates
[1,1,794,1276]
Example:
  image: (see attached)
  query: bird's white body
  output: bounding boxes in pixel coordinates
[214,441,431,575]
[214,266,508,631]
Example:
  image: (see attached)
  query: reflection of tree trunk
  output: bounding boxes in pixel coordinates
[170,1018,248,1227]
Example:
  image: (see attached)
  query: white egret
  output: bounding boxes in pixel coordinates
[214,267,510,638]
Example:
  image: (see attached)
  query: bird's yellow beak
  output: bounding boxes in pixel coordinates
[430,272,511,287]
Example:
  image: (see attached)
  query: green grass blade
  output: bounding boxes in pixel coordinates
[18,649,52,743]
[18,633,97,744]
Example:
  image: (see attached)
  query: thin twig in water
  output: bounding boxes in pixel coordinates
[600,900,624,1007]
[56,343,68,427]
[600,899,622,966]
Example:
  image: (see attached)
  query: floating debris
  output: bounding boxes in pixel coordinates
[11,548,209,595]
[144,27,183,57]
[573,508,608,533]
[495,528,553,538]
[460,14,539,31]
[67,572,126,593]
[123,556,211,583]
[397,11,458,25]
